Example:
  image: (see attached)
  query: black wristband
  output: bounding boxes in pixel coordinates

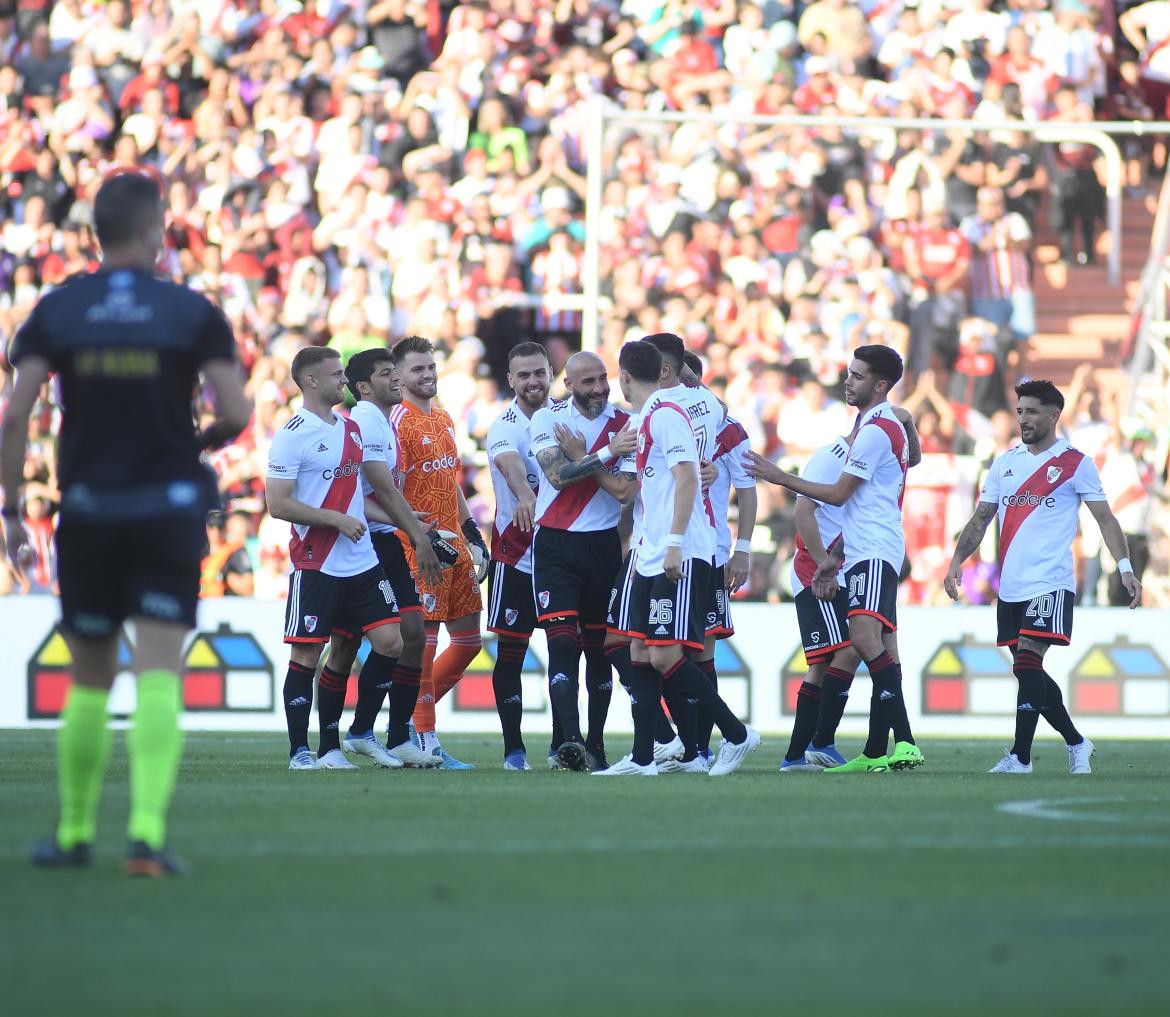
[197,420,238,452]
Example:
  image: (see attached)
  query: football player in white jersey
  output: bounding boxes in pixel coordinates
[319,349,445,769]
[746,345,924,774]
[266,347,441,771]
[484,342,551,771]
[594,340,760,777]
[530,351,638,771]
[944,379,1141,775]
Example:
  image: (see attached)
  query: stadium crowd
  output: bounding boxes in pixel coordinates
[1,0,1167,606]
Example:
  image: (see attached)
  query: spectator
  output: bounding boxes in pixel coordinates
[1048,84,1105,264]
[200,512,255,598]
[959,186,1035,346]
[905,194,971,377]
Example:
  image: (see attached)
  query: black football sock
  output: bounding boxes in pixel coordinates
[663,658,748,745]
[863,651,901,758]
[1040,673,1083,745]
[813,665,855,747]
[550,700,564,754]
[785,681,822,762]
[1009,649,1047,764]
[283,661,316,756]
[662,678,699,761]
[695,658,718,754]
[385,662,421,748]
[317,664,348,756]
[582,629,612,753]
[350,656,395,736]
[653,705,677,743]
[545,620,583,744]
[493,636,528,756]
[628,663,662,766]
[604,641,634,695]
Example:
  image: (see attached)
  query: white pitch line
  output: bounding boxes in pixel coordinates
[996,796,1170,825]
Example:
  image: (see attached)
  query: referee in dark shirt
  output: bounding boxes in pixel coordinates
[1,171,251,876]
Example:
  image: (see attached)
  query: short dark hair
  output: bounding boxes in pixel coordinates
[93,171,163,249]
[853,344,904,387]
[290,346,340,389]
[1014,378,1065,411]
[643,332,685,374]
[682,351,703,376]
[508,340,547,365]
[619,340,663,384]
[345,348,393,400]
[391,335,434,364]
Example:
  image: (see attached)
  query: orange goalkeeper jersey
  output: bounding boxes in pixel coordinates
[390,400,462,533]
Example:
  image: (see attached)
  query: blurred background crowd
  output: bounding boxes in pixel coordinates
[0,0,1167,606]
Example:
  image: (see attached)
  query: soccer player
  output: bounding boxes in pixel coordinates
[944,379,1141,774]
[267,347,422,771]
[3,171,251,874]
[679,347,757,767]
[745,345,924,774]
[319,349,444,769]
[595,340,760,777]
[485,341,552,770]
[391,335,488,769]
[530,350,638,771]
[780,406,921,772]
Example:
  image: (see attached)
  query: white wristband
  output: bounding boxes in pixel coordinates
[665,534,685,548]
[1118,557,1134,575]
[734,538,752,554]
[596,447,614,466]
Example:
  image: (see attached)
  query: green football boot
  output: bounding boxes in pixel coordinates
[888,741,925,771]
[823,753,889,774]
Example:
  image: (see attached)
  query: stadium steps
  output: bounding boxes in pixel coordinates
[1024,195,1155,387]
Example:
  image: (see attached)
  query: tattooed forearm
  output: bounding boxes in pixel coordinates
[951,502,996,565]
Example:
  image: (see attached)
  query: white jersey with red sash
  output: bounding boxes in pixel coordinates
[980,439,1107,601]
[486,397,540,572]
[634,393,717,577]
[266,408,377,577]
[529,399,633,532]
[840,402,908,571]
[791,436,850,595]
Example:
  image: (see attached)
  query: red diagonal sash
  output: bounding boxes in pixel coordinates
[997,448,1085,564]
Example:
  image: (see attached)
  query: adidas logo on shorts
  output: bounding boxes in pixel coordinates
[655,625,668,635]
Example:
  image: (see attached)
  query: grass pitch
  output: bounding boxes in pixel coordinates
[2,731,1167,1015]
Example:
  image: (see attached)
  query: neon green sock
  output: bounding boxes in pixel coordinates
[127,670,183,851]
[56,684,112,850]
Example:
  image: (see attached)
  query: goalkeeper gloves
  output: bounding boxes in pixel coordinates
[462,518,489,584]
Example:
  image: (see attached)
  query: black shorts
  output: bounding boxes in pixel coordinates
[532,526,622,629]
[284,565,399,644]
[794,587,852,665]
[606,547,638,638]
[486,559,537,637]
[373,530,422,613]
[628,558,712,651]
[704,562,734,639]
[56,513,204,636]
[997,589,1074,648]
[845,558,899,633]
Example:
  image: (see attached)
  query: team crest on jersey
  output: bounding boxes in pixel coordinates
[423,593,437,613]
[1047,466,1063,483]
[538,591,550,609]
[303,615,318,634]
[505,609,518,625]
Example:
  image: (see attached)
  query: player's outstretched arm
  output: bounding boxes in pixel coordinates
[265,478,366,542]
[1085,500,1143,608]
[361,460,443,588]
[943,501,997,602]
[1,355,50,579]
[743,450,862,506]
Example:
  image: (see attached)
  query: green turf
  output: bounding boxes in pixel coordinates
[2,732,1167,1015]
